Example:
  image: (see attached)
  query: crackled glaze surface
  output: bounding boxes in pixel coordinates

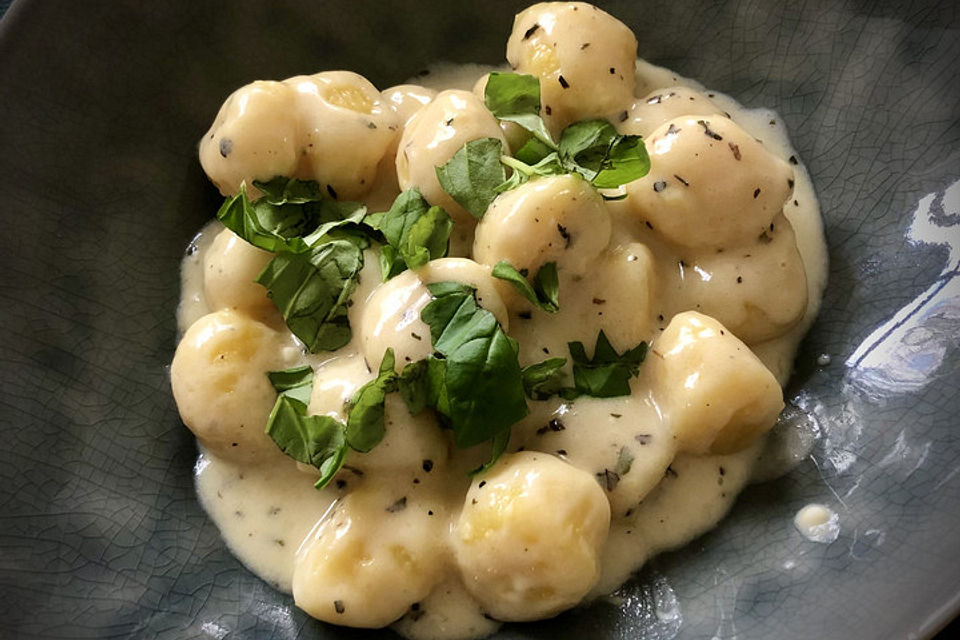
[0,1,958,639]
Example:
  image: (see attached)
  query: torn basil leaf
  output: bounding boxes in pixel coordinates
[345,348,399,452]
[483,72,556,149]
[492,260,560,313]
[558,119,649,188]
[266,365,314,405]
[521,357,568,400]
[420,281,529,448]
[252,176,326,205]
[397,359,431,415]
[436,138,506,218]
[256,239,363,352]
[568,330,647,398]
[265,395,347,489]
[470,428,511,476]
[368,189,453,279]
[217,179,367,254]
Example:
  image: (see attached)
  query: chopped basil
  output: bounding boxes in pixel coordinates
[492,260,560,313]
[266,365,314,405]
[345,349,399,452]
[521,357,568,400]
[470,429,511,476]
[435,138,507,218]
[568,331,647,398]
[255,239,363,352]
[265,395,348,489]
[419,281,529,448]
[558,119,650,188]
[217,179,367,254]
[483,72,556,150]
[367,189,453,279]
[496,152,566,193]
[397,359,431,415]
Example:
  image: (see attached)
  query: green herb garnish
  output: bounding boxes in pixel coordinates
[265,393,348,489]
[521,357,568,400]
[568,330,647,398]
[492,260,560,313]
[266,365,315,405]
[255,239,363,352]
[435,138,508,218]
[557,119,649,188]
[483,71,556,150]
[366,189,453,279]
[217,178,367,254]
[345,349,399,452]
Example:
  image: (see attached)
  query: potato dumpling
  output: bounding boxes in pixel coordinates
[382,84,437,127]
[199,71,398,201]
[506,2,637,132]
[199,80,299,196]
[358,268,436,370]
[619,86,723,138]
[292,484,446,628]
[650,311,784,454]
[626,115,793,249]
[381,84,437,156]
[473,174,611,279]
[170,309,297,463]
[358,258,510,370]
[668,213,809,344]
[396,89,508,225]
[453,451,610,621]
[288,71,400,200]
[203,227,274,316]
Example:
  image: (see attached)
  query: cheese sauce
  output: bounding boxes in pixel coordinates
[173,4,827,638]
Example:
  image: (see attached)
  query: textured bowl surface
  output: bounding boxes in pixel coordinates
[1,1,958,638]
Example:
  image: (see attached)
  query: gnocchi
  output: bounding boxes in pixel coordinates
[176,2,826,639]
[453,452,610,621]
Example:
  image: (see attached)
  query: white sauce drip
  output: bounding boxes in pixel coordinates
[794,503,840,544]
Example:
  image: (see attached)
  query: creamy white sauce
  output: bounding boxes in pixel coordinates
[174,9,827,638]
[794,503,840,544]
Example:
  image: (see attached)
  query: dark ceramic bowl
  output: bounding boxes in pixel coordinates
[1,1,958,638]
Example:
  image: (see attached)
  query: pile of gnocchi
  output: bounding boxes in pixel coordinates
[171,2,823,638]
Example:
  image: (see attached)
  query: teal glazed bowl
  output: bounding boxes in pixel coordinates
[0,1,958,638]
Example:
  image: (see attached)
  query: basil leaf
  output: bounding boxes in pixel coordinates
[591,135,650,189]
[369,190,453,279]
[265,395,347,489]
[217,180,368,254]
[491,260,560,313]
[436,138,506,219]
[496,152,566,194]
[421,282,529,448]
[558,119,649,187]
[568,331,647,398]
[404,204,453,269]
[521,357,568,400]
[514,137,557,165]
[256,239,363,352]
[252,176,326,205]
[345,348,399,452]
[483,72,556,149]
[266,365,314,405]
[470,428,511,476]
[300,199,369,247]
[398,359,431,415]
[216,184,313,254]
